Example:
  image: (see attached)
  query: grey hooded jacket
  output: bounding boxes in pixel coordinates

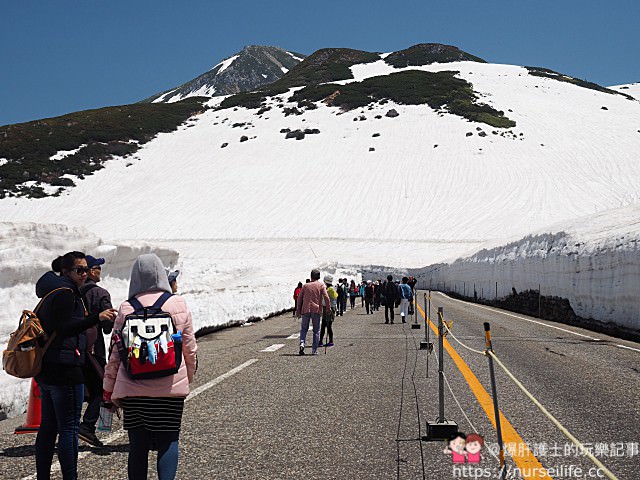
[128,254,172,299]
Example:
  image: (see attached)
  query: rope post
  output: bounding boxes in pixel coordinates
[411,289,420,329]
[420,292,432,353]
[424,307,458,441]
[484,322,506,477]
[438,308,445,421]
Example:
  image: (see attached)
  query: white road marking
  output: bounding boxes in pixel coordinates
[287,333,298,340]
[260,343,285,352]
[21,358,259,480]
[437,292,601,341]
[616,344,640,353]
[188,359,259,399]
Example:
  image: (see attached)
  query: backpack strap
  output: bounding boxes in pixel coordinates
[34,287,74,314]
[127,292,174,314]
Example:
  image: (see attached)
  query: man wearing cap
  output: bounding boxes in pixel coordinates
[296,268,331,355]
[78,255,114,447]
[167,269,180,293]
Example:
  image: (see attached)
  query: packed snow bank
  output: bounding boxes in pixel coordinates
[412,204,640,330]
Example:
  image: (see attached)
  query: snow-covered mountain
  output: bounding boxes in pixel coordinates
[610,82,640,101]
[1,43,640,417]
[144,45,305,103]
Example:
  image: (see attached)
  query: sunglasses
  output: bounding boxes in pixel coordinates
[70,267,90,275]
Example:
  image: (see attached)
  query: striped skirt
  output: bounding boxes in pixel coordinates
[122,396,185,432]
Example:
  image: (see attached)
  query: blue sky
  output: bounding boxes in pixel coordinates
[1,0,638,126]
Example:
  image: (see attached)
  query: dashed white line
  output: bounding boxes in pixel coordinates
[260,343,285,353]
[287,333,298,340]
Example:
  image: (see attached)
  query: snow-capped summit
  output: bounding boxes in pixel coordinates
[144,45,305,103]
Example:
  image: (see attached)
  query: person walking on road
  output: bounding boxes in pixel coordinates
[77,255,114,448]
[384,275,399,324]
[296,268,331,355]
[335,279,345,316]
[35,251,117,480]
[103,253,198,480]
[364,280,374,314]
[320,275,337,347]
[373,280,381,311]
[399,277,414,323]
[349,279,357,309]
[293,282,303,316]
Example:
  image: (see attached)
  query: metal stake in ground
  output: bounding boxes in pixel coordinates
[484,322,506,478]
[411,289,420,329]
[424,307,457,441]
[419,292,432,353]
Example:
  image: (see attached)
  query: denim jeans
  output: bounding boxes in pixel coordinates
[300,313,321,353]
[36,382,84,480]
[128,428,180,480]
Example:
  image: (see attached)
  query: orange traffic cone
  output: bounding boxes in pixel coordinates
[15,378,41,434]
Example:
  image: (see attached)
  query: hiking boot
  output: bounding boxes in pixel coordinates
[299,346,305,355]
[327,342,334,347]
[78,424,104,448]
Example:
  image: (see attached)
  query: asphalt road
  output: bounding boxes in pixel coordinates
[1,291,638,479]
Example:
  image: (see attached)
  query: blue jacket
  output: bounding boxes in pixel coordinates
[399,283,413,302]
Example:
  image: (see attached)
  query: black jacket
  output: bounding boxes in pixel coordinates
[384,281,400,304]
[34,272,99,385]
[81,280,113,365]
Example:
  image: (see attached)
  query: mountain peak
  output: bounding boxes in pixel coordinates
[145,45,305,103]
[384,43,486,68]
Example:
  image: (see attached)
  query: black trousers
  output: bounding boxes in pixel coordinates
[365,298,373,314]
[320,311,334,344]
[385,303,395,323]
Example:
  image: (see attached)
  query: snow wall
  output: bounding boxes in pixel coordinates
[408,231,640,332]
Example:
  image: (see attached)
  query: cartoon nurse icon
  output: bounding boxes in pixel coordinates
[465,433,484,463]
[443,432,467,463]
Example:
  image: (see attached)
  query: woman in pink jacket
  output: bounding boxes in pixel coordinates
[103,254,197,480]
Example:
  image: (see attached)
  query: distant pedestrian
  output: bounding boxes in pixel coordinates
[364,280,374,314]
[104,254,197,480]
[78,255,114,448]
[336,279,346,316]
[296,269,331,355]
[384,275,399,324]
[293,281,303,316]
[349,279,357,309]
[373,280,381,311]
[359,282,365,307]
[399,277,414,323]
[408,276,417,292]
[320,275,337,347]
